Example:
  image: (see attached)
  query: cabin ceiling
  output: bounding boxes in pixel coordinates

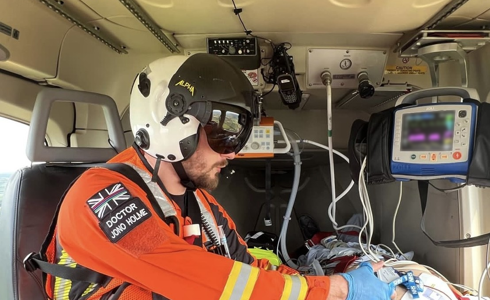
[57,0,490,52]
[3,0,490,112]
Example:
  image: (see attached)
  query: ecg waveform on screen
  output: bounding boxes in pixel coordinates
[401,111,455,152]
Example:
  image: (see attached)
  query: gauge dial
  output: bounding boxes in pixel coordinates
[340,59,352,70]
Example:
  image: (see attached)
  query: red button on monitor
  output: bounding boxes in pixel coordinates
[453,152,462,160]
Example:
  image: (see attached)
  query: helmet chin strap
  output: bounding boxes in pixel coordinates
[151,156,163,183]
[172,161,197,191]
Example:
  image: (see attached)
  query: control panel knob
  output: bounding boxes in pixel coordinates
[251,142,260,150]
[238,49,243,55]
[229,45,236,55]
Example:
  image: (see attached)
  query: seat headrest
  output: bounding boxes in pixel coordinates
[27,88,126,163]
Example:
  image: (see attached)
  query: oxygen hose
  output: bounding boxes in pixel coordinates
[321,71,339,230]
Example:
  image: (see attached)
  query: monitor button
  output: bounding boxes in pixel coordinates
[430,153,437,161]
[453,152,462,160]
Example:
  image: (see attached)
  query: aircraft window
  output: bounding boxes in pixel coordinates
[0,117,31,210]
[211,109,222,125]
[211,110,241,133]
[223,111,240,133]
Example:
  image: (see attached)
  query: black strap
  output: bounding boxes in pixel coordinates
[172,161,197,190]
[26,254,110,284]
[111,282,131,299]
[418,181,429,214]
[418,180,490,248]
[152,292,170,300]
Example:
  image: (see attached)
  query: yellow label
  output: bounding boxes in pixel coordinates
[384,65,427,75]
[175,80,195,96]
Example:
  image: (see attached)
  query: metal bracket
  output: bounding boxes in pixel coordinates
[118,0,180,53]
[418,43,468,92]
[398,30,490,58]
[38,0,128,54]
[392,0,469,54]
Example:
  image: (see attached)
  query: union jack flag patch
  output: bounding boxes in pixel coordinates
[87,183,132,220]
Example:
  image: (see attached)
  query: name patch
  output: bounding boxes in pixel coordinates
[99,197,152,243]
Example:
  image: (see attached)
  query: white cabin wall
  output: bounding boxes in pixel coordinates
[437,43,490,294]
[0,73,74,147]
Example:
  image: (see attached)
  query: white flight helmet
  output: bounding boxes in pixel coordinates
[130,53,255,163]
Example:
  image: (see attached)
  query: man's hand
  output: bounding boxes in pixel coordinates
[327,261,396,300]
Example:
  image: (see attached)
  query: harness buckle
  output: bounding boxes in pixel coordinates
[23,252,39,272]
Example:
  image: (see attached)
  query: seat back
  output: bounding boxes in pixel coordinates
[0,88,126,300]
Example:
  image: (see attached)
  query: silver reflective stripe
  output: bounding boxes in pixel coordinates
[194,191,219,243]
[280,274,308,300]
[125,163,177,218]
[289,276,302,300]
[219,262,260,300]
[228,264,252,300]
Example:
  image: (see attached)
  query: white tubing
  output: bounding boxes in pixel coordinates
[479,262,490,300]
[276,139,356,231]
[326,79,338,235]
[279,133,301,269]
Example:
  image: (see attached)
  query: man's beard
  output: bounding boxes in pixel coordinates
[182,158,228,191]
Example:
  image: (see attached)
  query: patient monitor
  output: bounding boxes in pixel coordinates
[391,87,479,183]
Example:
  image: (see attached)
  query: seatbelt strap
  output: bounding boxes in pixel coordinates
[24,253,110,284]
[418,180,490,248]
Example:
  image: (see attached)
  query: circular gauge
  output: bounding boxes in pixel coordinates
[340,59,352,70]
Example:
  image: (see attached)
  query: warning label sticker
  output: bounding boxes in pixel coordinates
[242,70,259,86]
[384,65,427,75]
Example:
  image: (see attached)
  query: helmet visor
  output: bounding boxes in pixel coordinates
[203,102,253,154]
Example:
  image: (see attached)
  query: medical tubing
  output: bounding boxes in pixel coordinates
[392,182,406,257]
[276,139,356,230]
[325,75,338,231]
[299,140,356,230]
[479,261,490,300]
[279,132,301,269]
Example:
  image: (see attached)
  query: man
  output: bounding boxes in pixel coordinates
[45,54,396,299]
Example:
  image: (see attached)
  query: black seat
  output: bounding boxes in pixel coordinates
[0,88,126,300]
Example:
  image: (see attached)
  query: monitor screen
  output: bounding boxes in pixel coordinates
[401,111,455,152]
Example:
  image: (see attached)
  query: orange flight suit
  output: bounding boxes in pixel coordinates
[45,147,331,299]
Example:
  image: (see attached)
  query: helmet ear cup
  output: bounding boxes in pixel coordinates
[135,129,150,150]
[138,73,151,97]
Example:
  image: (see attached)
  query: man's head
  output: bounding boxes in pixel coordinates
[181,127,235,191]
[129,54,255,189]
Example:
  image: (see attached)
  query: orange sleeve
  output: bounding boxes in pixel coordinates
[57,168,331,300]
